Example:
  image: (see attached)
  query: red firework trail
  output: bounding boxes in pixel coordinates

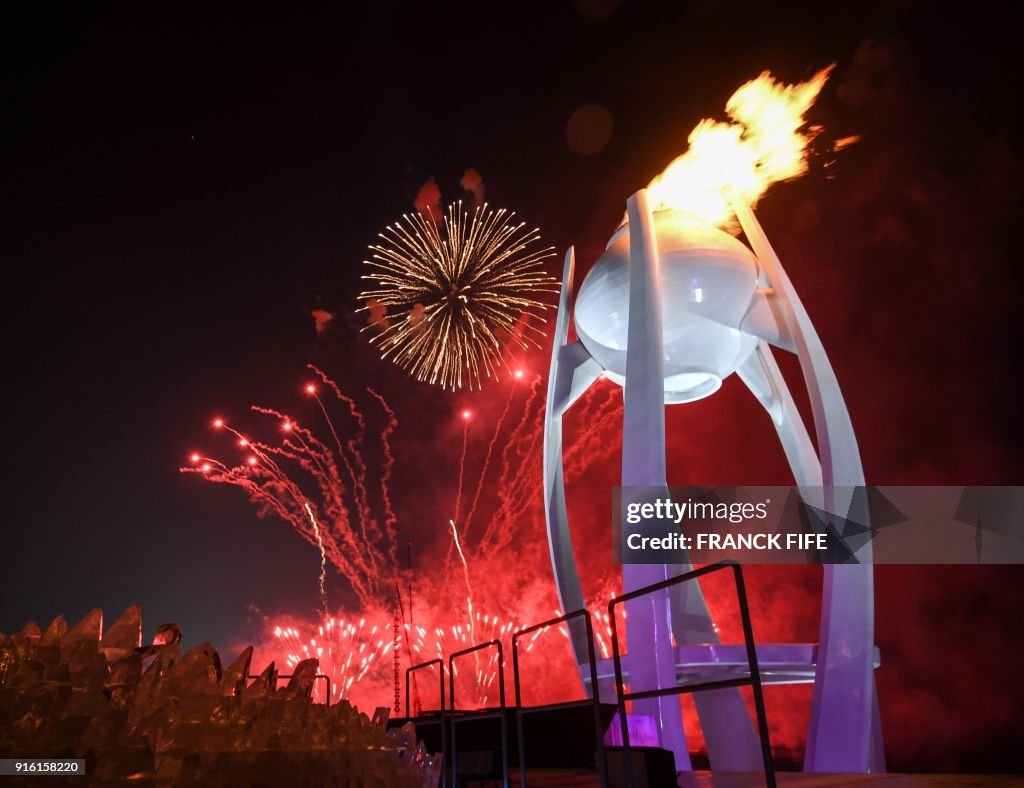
[366,388,399,566]
[467,373,619,561]
[563,381,622,484]
[307,364,383,578]
[304,502,329,616]
[480,373,545,553]
[181,376,398,608]
[454,412,470,524]
[187,364,636,712]
[462,380,519,539]
[444,411,472,576]
[247,404,378,593]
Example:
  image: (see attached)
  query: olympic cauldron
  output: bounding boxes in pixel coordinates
[542,191,882,774]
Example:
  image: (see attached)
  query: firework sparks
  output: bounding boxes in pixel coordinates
[186,364,633,713]
[274,616,395,704]
[181,372,399,608]
[359,201,558,390]
[406,608,518,710]
[307,364,394,573]
[463,379,520,539]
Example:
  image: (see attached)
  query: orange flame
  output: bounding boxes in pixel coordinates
[646,66,834,228]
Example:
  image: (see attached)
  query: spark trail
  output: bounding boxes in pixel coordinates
[445,411,472,574]
[181,373,399,609]
[305,502,329,616]
[307,364,384,577]
[273,616,395,704]
[449,518,476,651]
[462,380,519,539]
[366,388,399,568]
[454,412,470,525]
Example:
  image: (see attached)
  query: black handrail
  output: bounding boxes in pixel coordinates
[405,659,446,786]
[448,639,509,788]
[511,610,608,788]
[608,560,776,788]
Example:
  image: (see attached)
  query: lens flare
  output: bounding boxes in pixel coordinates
[359,201,558,391]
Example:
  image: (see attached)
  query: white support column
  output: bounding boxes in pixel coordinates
[544,248,602,662]
[732,198,880,773]
[621,189,691,769]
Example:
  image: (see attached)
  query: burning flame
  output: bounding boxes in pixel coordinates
[646,66,834,228]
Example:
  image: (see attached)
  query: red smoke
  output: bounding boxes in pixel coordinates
[413,177,443,221]
[460,168,485,208]
[311,308,335,337]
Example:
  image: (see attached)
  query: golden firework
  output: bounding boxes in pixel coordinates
[359,201,557,390]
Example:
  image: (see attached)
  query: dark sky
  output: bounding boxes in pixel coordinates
[3,1,1023,772]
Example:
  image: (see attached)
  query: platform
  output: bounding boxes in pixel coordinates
[584,644,883,697]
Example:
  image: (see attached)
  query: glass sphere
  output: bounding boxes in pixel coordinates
[574,210,760,403]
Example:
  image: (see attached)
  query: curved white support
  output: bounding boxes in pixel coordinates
[737,342,823,495]
[543,247,601,661]
[741,289,796,354]
[732,199,880,773]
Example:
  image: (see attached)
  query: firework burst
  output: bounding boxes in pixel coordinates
[406,607,519,710]
[359,201,558,391]
[273,616,395,704]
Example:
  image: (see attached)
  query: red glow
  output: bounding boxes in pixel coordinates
[239,438,248,447]
[201,463,211,473]
[212,418,224,429]
[462,410,471,420]
[514,369,524,379]
[305,384,316,395]
[189,453,200,463]
[283,421,293,431]
[247,456,257,465]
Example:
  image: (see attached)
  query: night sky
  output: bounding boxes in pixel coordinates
[4,1,1023,773]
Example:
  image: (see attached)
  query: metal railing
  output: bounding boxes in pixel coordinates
[448,640,509,788]
[608,560,776,788]
[511,609,608,788]
[405,659,447,786]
